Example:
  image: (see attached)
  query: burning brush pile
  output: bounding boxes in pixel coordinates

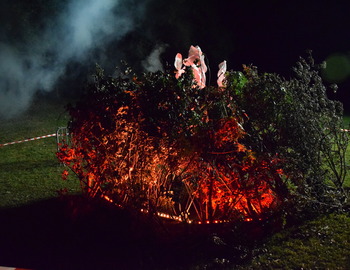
[57,46,347,224]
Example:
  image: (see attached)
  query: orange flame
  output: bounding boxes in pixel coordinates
[57,68,285,224]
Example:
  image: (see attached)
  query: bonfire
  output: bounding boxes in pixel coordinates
[57,46,285,224]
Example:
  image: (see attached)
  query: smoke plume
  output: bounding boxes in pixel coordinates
[0,0,144,118]
[142,44,167,72]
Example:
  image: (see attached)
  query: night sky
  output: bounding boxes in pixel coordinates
[1,0,350,114]
[141,1,350,110]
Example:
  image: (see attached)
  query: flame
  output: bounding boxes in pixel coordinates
[58,107,284,224]
[57,60,285,224]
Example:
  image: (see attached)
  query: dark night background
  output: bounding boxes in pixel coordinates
[1,0,350,115]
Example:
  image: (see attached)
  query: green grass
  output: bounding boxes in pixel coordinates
[0,96,80,208]
[343,115,350,187]
[343,115,350,127]
[243,214,350,269]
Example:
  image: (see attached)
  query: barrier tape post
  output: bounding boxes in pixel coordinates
[56,127,70,152]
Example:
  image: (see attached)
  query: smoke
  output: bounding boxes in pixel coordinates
[0,0,144,119]
[142,44,167,72]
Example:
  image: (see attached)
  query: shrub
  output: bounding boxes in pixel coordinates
[57,47,349,225]
[226,53,349,216]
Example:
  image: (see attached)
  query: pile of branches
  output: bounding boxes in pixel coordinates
[58,47,349,224]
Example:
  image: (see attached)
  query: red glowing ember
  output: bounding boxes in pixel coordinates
[57,46,285,224]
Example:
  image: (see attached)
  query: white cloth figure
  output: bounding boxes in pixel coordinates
[174,45,207,89]
[217,60,227,88]
[174,53,185,79]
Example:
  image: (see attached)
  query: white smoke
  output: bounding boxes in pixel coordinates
[142,44,166,72]
[0,0,142,119]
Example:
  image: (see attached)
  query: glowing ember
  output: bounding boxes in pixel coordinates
[57,46,285,224]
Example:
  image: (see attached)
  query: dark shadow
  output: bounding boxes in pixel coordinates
[0,196,278,270]
[0,196,151,270]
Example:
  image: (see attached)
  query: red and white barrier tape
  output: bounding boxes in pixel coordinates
[0,133,56,147]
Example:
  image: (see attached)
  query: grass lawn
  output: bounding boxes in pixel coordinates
[343,114,350,187]
[240,213,350,269]
[343,114,350,127]
[0,96,349,269]
[0,95,80,208]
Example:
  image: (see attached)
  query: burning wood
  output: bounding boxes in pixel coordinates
[57,46,285,224]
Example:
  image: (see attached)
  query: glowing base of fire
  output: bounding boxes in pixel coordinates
[103,195,252,224]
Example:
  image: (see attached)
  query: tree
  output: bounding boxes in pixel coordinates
[226,53,349,214]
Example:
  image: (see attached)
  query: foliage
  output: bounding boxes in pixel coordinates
[58,48,349,225]
[226,54,349,215]
[58,60,285,223]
